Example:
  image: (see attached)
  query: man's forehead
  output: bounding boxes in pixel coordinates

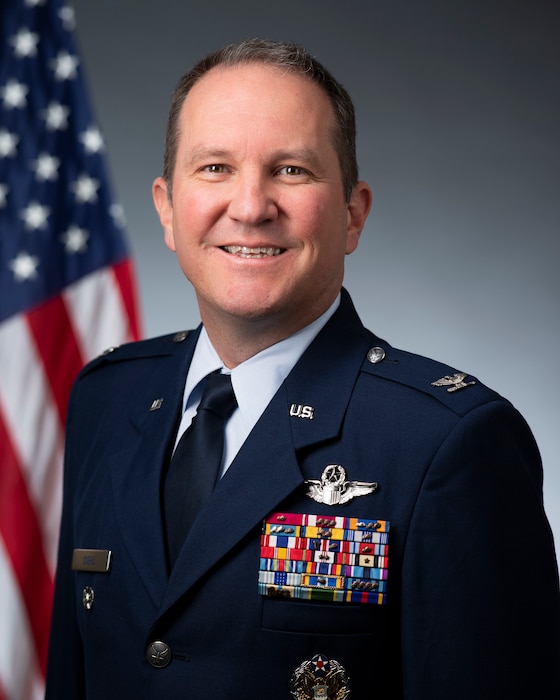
[182,62,326,108]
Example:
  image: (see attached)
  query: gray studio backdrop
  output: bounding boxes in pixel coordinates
[72,0,559,545]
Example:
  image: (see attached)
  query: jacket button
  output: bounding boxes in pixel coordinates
[367,346,386,364]
[146,640,171,668]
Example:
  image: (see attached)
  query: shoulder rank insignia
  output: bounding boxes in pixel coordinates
[305,465,377,506]
[431,372,475,393]
[290,654,350,700]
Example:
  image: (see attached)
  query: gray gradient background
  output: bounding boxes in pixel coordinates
[71,0,559,546]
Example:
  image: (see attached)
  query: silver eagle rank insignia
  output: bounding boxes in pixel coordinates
[304,465,378,506]
[431,372,475,393]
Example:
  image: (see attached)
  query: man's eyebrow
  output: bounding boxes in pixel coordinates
[185,147,232,166]
[184,147,324,169]
[270,149,323,169]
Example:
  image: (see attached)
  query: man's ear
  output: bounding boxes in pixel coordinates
[345,181,372,255]
[152,176,176,252]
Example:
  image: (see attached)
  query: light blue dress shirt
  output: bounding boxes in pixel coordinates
[174,294,340,476]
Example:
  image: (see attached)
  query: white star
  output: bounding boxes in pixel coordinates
[80,126,104,154]
[43,102,69,130]
[0,184,8,207]
[51,51,79,81]
[20,201,50,230]
[0,129,19,157]
[9,251,40,281]
[10,28,39,58]
[71,175,99,203]
[59,6,76,31]
[1,80,28,109]
[110,203,127,228]
[61,225,89,253]
[33,153,60,181]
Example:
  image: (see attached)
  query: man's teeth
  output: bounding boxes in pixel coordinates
[223,245,282,258]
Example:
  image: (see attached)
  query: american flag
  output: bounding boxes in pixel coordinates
[0,1,141,698]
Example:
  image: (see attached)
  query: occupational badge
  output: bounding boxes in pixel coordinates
[304,465,377,505]
[290,654,350,699]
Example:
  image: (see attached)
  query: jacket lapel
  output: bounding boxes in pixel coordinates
[285,291,376,452]
[110,331,198,606]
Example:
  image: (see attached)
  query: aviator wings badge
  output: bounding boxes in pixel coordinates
[304,465,378,506]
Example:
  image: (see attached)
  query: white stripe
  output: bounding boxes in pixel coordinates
[0,539,45,700]
[63,266,132,362]
[0,315,64,574]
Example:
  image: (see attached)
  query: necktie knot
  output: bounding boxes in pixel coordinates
[199,372,237,419]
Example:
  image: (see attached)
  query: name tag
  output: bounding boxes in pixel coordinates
[71,549,112,573]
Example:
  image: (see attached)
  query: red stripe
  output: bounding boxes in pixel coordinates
[26,295,85,425]
[0,414,53,677]
[113,258,142,340]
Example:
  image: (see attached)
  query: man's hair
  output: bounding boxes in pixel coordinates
[162,38,358,201]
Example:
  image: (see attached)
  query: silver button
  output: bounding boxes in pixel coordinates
[367,346,386,364]
[173,331,188,343]
[146,640,172,668]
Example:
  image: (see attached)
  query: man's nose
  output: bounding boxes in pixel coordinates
[227,172,278,225]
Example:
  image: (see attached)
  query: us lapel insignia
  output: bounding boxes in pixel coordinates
[305,465,378,505]
[431,372,475,393]
[149,398,164,411]
[290,403,314,420]
[290,654,350,700]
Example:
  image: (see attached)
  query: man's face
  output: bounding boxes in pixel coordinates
[153,63,371,335]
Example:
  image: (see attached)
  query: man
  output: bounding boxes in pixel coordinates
[46,39,560,699]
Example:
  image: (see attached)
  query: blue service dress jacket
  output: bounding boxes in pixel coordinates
[46,289,560,699]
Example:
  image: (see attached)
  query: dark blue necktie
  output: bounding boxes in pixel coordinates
[164,371,237,568]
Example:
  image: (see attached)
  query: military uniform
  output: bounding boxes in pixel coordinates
[46,289,560,699]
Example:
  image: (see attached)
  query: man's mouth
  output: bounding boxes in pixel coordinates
[222,245,283,258]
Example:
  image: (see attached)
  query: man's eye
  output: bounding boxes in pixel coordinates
[277,166,306,176]
[203,164,226,173]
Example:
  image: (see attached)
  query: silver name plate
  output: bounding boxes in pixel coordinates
[71,548,112,573]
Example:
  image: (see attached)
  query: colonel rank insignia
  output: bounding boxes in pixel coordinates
[431,372,475,393]
[259,512,390,604]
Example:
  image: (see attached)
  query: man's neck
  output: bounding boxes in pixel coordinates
[198,297,339,369]
[199,316,304,369]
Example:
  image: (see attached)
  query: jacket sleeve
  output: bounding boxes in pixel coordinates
[400,398,560,699]
[45,386,85,699]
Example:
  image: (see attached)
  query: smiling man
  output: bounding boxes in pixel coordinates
[152,57,370,366]
[46,39,560,699]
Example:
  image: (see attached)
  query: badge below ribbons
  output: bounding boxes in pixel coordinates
[259,512,390,604]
